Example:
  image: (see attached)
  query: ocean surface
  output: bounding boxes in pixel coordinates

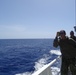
[0,39,61,75]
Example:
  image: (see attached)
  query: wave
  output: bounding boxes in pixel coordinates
[15,49,61,75]
[15,54,50,75]
[50,50,61,55]
[34,53,51,71]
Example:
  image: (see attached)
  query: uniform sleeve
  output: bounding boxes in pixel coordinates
[53,37,59,47]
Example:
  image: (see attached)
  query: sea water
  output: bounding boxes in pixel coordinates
[0,39,61,75]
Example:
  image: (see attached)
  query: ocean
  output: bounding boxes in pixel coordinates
[0,39,61,75]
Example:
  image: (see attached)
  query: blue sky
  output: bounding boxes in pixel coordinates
[0,0,75,39]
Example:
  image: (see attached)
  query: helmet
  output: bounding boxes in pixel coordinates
[60,30,66,35]
[70,31,74,35]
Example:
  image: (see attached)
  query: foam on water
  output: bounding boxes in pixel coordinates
[15,49,61,75]
[15,54,49,75]
[34,58,47,71]
[34,54,50,71]
[50,50,61,55]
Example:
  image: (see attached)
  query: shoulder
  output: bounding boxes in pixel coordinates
[68,37,74,41]
[69,37,76,43]
[66,36,74,42]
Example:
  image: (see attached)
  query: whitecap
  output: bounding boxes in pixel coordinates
[34,58,47,71]
[50,50,61,55]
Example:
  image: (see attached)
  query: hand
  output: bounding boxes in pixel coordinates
[56,32,60,37]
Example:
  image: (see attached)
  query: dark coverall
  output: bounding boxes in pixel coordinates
[53,37,76,75]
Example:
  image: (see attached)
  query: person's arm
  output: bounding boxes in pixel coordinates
[53,32,60,47]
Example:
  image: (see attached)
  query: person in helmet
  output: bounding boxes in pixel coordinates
[53,30,76,75]
[70,31,76,41]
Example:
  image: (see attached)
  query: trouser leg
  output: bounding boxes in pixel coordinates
[70,64,76,75]
[69,58,76,75]
[61,58,68,75]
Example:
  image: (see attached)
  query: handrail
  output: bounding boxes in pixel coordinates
[32,55,61,75]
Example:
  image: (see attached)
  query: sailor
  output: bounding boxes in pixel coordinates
[70,30,76,68]
[53,30,76,75]
[70,31,76,41]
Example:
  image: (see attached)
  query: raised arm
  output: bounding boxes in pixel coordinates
[53,32,60,47]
